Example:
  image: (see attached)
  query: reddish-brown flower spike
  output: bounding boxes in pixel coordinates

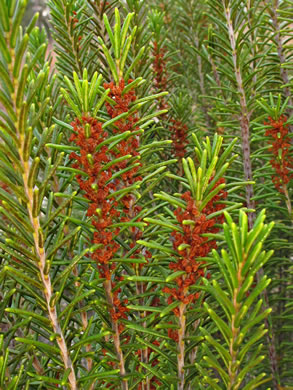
[163,179,227,312]
[152,42,189,159]
[70,116,128,324]
[69,79,149,325]
[103,79,147,262]
[152,41,169,113]
[69,116,121,279]
[169,119,189,158]
[265,115,293,193]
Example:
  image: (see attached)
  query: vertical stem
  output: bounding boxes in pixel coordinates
[256,268,280,389]
[130,198,149,389]
[210,55,222,90]
[194,31,212,129]
[223,3,255,229]
[229,268,242,389]
[138,281,150,390]
[271,0,293,134]
[62,1,83,77]
[177,303,186,390]
[246,0,258,100]
[207,48,227,135]
[283,184,292,220]
[6,37,77,389]
[18,156,77,390]
[223,4,279,387]
[187,319,200,390]
[104,279,128,390]
[73,266,93,373]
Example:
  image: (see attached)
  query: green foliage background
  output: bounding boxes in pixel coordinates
[0,0,292,389]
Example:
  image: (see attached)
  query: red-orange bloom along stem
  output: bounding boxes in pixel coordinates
[163,179,228,317]
[265,115,293,194]
[152,41,189,159]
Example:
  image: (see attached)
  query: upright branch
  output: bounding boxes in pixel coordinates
[48,0,87,79]
[146,134,239,389]
[199,210,274,389]
[269,0,293,132]
[164,181,227,389]
[223,1,255,228]
[152,40,169,113]
[150,10,189,169]
[16,138,77,389]
[69,107,140,389]
[1,2,77,388]
[63,9,170,388]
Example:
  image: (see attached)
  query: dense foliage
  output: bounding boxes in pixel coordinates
[0,0,292,389]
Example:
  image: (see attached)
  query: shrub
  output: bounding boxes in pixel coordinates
[0,0,292,389]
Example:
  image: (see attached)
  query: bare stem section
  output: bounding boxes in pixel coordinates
[73,265,93,373]
[104,279,128,390]
[283,185,293,220]
[136,281,149,390]
[223,3,255,229]
[228,267,242,389]
[177,303,186,390]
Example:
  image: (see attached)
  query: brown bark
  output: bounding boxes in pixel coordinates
[104,279,128,390]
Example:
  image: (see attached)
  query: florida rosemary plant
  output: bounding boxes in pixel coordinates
[0,0,292,389]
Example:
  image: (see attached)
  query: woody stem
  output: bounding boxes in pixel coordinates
[178,302,186,390]
[224,3,255,229]
[104,279,128,390]
[271,0,293,135]
[223,5,279,386]
[283,184,292,220]
[228,265,242,390]
[138,281,149,390]
[73,266,93,374]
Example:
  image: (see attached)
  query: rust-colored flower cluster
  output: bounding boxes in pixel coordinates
[69,116,120,280]
[104,79,142,185]
[69,79,145,323]
[265,115,293,193]
[104,79,152,262]
[152,42,189,159]
[168,326,179,342]
[163,179,227,317]
[169,118,189,158]
[110,277,129,322]
[152,41,169,112]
